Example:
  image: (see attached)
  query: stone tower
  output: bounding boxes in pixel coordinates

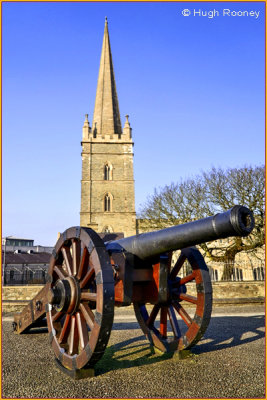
[80,18,136,237]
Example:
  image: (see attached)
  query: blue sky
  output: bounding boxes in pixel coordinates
[2,1,265,245]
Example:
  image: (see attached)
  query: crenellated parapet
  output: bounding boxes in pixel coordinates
[82,114,133,143]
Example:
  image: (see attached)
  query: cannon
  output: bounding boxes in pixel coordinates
[13,205,254,378]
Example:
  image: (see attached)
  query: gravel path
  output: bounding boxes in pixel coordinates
[2,305,265,398]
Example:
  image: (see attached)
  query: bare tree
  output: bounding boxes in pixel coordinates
[139,165,265,279]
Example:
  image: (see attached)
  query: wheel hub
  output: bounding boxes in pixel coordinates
[48,277,81,314]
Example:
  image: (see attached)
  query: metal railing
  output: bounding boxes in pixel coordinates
[174,259,265,282]
[3,270,47,285]
[2,263,264,285]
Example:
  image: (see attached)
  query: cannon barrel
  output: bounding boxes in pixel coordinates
[106,205,254,260]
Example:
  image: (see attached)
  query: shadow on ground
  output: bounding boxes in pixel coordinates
[95,314,265,375]
[95,336,172,375]
[16,313,265,376]
[194,314,265,354]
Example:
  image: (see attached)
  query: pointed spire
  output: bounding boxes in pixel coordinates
[82,113,90,139]
[83,113,90,129]
[124,114,130,128]
[123,114,132,139]
[92,18,122,137]
[84,113,89,125]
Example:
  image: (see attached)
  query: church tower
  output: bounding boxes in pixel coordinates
[80,18,136,237]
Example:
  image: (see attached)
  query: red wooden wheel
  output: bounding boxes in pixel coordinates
[46,227,114,372]
[134,247,212,353]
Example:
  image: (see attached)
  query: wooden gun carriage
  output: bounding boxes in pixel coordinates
[13,205,254,378]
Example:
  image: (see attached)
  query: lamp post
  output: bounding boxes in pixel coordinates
[2,236,11,286]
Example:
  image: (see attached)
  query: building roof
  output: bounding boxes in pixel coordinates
[3,233,124,265]
[3,236,34,241]
[3,251,51,265]
[92,17,122,136]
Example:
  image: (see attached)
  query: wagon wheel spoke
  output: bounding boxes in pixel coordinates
[77,246,89,280]
[54,265,68,280]
[72,239,81,276]
[68,315,79,355]
[61,246,73,276]
[52,310,63,323]
[58,314,71,344]
[173,301,193,327]
[76,312,89,350]
[179,272,195,285]
[170,253,186,279]
[138,304,149,322]
[79,301,95,331]
[167,305,181,338]
[80,267,95,289]
[179,293,198,304]
[147,304,160,328]
[80,292,97,302]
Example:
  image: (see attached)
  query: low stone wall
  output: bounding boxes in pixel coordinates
[2,285,44,312]
[2,281,265,313]
[3,285,43,301]
[212,281,265,302]
[186,281,264,304]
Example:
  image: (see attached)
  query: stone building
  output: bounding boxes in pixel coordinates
[2,236,53,254]
[2,251,51,285]
[80,18,136,237]
[2,236,53,285]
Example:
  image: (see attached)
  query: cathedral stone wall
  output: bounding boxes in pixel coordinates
[80,138,136,236]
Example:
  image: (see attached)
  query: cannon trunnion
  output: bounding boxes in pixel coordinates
[13,206,254,378]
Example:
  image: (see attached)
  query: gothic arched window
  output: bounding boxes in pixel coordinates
[104,163,112,180]
[104,193,112,212]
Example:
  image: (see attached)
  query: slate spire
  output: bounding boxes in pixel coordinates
[92,18,122,136]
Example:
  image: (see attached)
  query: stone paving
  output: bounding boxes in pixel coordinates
[2,304,265,398]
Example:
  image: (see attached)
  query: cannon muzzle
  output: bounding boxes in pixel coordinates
[106,205,254,260]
